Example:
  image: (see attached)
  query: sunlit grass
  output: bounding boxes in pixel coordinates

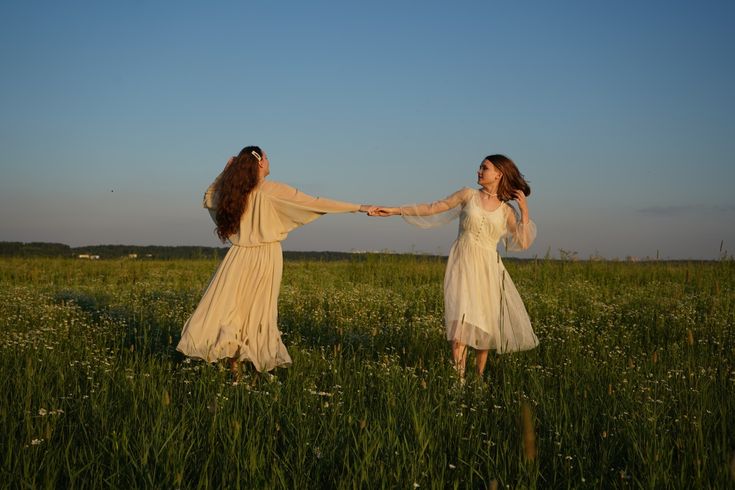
[1,256,733,487]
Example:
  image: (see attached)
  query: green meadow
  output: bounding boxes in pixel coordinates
[1,256,733,488]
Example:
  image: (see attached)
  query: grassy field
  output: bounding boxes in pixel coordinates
[1,256,734,488]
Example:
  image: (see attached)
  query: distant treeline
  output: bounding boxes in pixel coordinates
[0,241,444,262]
[0,242,721,263]
[0,242,229,259]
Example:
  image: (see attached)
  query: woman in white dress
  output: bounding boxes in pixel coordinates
[373,154,538,379]
[177,146,375,373]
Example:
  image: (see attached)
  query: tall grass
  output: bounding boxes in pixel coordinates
[1,256,733,488]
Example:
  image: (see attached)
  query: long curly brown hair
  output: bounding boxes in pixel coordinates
[214,146,263,242]
[484,154,531,202]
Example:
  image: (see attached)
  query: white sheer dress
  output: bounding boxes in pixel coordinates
[401,188,539,353]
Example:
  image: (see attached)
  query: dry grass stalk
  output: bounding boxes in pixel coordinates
[521,402,537,461]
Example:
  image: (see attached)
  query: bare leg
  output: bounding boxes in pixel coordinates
[476,349,489,376]
[452,341,468,379]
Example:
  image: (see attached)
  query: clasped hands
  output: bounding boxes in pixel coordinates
[358,206,398,217]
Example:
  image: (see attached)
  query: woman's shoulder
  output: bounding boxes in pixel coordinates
[454,187,476,202]
[258,180,297,196]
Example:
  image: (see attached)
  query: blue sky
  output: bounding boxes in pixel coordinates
[1,1,733,259]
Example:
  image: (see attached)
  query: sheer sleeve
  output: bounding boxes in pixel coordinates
[261,180,361,233]
[263,181,360,213]
[203,166,228,210]
[203,180,217,208]
[202,175,222,223]
[503,203,537,251]
[400,188,472,229]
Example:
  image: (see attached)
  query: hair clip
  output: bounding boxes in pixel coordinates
[251,150,262,162]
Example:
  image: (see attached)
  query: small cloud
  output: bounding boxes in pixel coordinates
[636,205,735,216]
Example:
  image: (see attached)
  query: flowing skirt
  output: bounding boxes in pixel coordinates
[176,241,292,372]
[444,238,539,353]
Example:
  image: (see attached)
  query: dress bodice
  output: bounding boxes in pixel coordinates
[458,192,509,250]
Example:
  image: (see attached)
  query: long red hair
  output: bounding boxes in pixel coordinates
[214,146,262,242]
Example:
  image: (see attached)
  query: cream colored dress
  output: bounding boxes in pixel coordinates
[401,188,539,353]
[177,178,360,372]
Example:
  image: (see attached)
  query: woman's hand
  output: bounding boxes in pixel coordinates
[369,207,399,216]
[513,190,530,222]
[359,205,378,214]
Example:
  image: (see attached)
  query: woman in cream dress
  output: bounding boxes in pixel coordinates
[374,154,538,379]
[177,146,374,373]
